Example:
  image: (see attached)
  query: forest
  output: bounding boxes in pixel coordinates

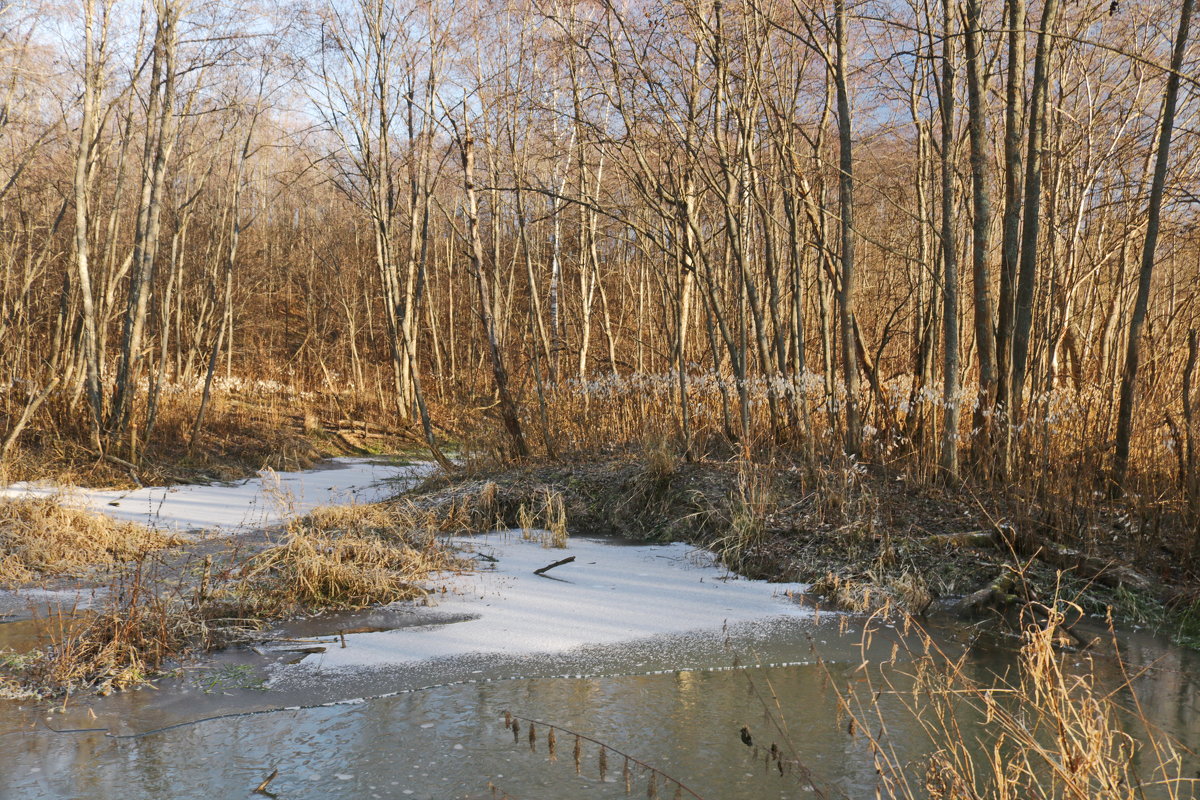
[1,0,1198,539]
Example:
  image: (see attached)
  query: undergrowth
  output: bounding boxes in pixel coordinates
[825,605,1198,799]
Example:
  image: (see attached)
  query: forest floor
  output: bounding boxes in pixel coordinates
[0,394,423,490]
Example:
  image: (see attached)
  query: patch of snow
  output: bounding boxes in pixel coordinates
[271,533,809,679]
[0,458,432,535]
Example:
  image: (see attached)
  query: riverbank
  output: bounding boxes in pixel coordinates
[402,450,1200,646]
[3,454,1199,799]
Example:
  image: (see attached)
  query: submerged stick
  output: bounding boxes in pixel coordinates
[253,767,278,795]
[533,556,575,576]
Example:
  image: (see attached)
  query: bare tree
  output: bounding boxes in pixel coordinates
[938,0,960,480]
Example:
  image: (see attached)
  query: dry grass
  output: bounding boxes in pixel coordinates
[829,605,1198,800]
[706,462,774,572]
[235,503,466,616]
[0,500,467,697]
[517,488,569,548]
[641,436,680,487]
[0,497,179,584]
[1,565,227,698]
[455,371,1200,587]
[0,374,363,490]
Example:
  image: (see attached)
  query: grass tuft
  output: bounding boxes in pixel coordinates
[234,503,467,616]
[0,500,466,697]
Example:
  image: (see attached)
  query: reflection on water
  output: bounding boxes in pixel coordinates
[3,616,1200,799]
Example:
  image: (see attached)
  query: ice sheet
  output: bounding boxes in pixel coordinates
[272,533,809,680]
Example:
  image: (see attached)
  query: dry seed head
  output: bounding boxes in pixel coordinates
[518,503,534,540]
[624,757,632,793]
[547,727,557,761]
[503,711,512,729]
[511,718,521,743]
[573,734,582,774]
[598,745,608,781]
[528,722,536,751]
[647,771,658,799]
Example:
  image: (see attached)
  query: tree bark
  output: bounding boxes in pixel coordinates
[964,0,997,446]
[1011,0,1061,410]
[460,131,530,459]
[939,0,961,481]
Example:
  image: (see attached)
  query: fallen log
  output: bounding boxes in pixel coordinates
[534,556,576,576]
[1034,546,1156,594]
[956,572,1019,616]
[992,526,1158,595]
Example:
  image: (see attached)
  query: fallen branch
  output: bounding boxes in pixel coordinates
[924,531,996,549]
[103,453,144,487]
[534,556,575,576]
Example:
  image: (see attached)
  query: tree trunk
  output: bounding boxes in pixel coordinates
[939,0,961,481]
[833,0,862,455]
[1010,0,1061,411]
[109,1,180,438]
[964,0,997,447]
[73,0,104,453]
[460,131,529,459]
[1114,0,1195,489]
